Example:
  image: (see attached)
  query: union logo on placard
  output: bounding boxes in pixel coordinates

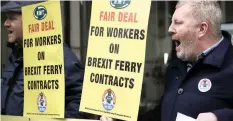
[33,5,47,20]
[110,0,131,9]
[102,89,116,111]
[37,92,47,112]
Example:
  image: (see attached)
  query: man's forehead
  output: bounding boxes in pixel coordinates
[172,4,192,20]
[5,12,21,16]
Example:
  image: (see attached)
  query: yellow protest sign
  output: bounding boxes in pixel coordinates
[80,0,151,120]
[22,1,65,118]
[30,117,99,121]
[1,115,99,121]
[1,115,28,121]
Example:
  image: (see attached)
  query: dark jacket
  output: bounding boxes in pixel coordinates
[140,31,233,121]
[1,43,85,118]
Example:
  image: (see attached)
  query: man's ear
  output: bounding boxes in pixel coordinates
[198,22,208,38]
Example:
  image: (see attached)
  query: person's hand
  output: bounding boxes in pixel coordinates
[100,116,115,121]
[196,112,217,121]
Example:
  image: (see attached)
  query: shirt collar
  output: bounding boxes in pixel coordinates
[197,36,224,60]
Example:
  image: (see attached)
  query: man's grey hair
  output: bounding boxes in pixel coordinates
[176,1,223,39]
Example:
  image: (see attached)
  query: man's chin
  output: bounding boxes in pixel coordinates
[177,53,187,61]
[177,53,196,62]
[8,38,16,43]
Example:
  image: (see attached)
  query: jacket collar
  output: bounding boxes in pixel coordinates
[202,30,232,68]
[7,42,23,63]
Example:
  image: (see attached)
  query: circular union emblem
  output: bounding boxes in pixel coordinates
[37,92,47,112]
[110,0,131,9]
[102,89,116,111]
[33,5,47,20]
[198,78,212,92]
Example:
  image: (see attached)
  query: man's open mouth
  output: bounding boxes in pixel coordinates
[8,31,13,34]
[174,40,181,47]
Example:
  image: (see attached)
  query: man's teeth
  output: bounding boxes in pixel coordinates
[174,40,181,47]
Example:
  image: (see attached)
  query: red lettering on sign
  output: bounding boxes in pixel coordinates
[118,12,137,23]
[100,11,115,21]
[28,23,39,33]
[41,21,55,32]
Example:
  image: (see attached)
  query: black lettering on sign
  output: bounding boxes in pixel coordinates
[140,29,145,40]
[90,26,104,37]
[87,57,113,69]
[43,64,62,75]
[89,73,135,89]
[28,79,59,90]
[115,60,142,73]
[38,51,45,60]
[24,66,41,76]
[35,34,62,46]
[109,43,119,54]
[24,38,33,48]
[129,78,134,89]
[107,27,145,40]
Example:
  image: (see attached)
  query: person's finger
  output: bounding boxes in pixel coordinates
[106,117,114,121]
[100,116,108,121]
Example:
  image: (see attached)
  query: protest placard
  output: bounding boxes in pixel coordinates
[22,1,65,118]
[80,0,151,120]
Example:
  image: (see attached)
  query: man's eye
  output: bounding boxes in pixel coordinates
[175,21,182,24]
[8,16,16,20]
[10,17,16,20]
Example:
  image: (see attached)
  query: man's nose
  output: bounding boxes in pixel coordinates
[4,19,10,28]
[168,24,175,36]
